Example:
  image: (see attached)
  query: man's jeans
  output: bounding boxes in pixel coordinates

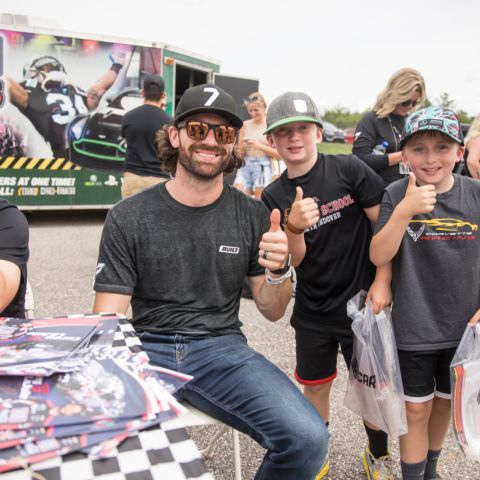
[139,332,329,480]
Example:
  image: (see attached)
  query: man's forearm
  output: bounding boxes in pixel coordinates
[251,275,293,322]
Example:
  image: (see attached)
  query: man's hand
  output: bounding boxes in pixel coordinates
[468,309,480,326]
[397,172,436,218]
[258,209,289,272]
[287,187,320,230]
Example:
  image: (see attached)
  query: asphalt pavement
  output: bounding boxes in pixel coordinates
[25,210,480,480]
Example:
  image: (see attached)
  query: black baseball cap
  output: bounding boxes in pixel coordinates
[174,83,243,129]
[143,73,165,91]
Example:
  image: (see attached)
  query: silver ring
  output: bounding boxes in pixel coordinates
[262,250,269,260]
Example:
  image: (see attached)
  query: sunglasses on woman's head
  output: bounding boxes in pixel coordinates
[400,99,419,108]
[177,121,237,144]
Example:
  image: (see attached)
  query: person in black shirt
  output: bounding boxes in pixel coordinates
[0,199,29,318]
[262,91,394,478]
[121,73,172,198]
[94,84,329,480]
[353,68,426,186]
[7,54,124,159]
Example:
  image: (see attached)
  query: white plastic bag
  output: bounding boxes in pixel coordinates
[451,323,480,462]
[344,291,408,437]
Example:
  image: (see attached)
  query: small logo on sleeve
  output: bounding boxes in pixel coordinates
[95,263,106,276]
[219,245,240,254]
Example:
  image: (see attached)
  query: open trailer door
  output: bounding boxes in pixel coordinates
[214,73,259,121]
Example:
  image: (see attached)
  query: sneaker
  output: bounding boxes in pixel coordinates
[362,447,395,480]
[315,457,330,479]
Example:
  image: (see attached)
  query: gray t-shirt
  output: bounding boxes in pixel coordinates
[94,183,269,336]
[374,175,480,350]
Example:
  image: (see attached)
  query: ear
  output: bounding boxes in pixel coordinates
[316,127,323,144]
[267,133,275,148]
[168,125,180,148]
[455,145,465,163]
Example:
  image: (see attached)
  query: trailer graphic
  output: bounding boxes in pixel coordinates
[0,19,257,209]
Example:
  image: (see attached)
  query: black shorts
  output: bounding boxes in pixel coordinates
[398,348,456,403]
[293,315,353,385]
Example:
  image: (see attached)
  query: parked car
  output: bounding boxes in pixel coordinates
[344,127,355,144]
[322,121,345,143]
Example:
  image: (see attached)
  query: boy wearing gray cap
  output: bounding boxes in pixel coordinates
[370,106,480,480]
[262,91,393,478]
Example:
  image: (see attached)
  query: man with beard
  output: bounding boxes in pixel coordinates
[93,84,329,479]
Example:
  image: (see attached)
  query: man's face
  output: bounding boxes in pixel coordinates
[268,122,322,165]
[169,113,235,180]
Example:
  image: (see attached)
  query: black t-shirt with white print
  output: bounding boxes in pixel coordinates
[262,153,384,325]
[94,183,269,336]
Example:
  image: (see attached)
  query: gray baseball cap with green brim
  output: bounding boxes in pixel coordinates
[265,92,323,134]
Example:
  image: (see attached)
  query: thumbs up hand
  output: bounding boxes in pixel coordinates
[398,172,436,218]
[259,209,289,271]
[286,186,320,233]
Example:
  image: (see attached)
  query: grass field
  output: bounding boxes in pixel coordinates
[318,142,353,154]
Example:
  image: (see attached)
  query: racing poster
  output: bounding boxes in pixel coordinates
[0,29,162,206]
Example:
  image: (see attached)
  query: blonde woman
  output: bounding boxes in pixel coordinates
[353,68,426,185]
[233,93,281,199]
[464,115,480,178]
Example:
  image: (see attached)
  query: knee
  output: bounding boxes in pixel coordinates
[285,411,329,460]
[433,397,451,415]
[406,401,430,425]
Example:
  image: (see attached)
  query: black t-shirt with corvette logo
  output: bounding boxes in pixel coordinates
[375,174,480,350]
[262,153,384,324]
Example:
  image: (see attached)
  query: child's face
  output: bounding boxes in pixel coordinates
[267,122,321,166]
[402,132,464,192]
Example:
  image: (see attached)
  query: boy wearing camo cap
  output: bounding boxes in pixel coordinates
[261,92,395,479]
[370,106,480,479]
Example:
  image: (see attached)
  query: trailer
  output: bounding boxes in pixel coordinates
[0,14,258,209]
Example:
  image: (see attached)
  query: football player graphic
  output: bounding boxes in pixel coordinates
[7,53,124,159]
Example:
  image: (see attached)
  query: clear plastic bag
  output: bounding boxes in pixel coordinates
[451,323,480,461]
[344,291,408,437]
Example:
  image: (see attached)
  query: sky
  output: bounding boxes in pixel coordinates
[3,0,480,116]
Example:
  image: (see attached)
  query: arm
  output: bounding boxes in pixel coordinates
[93,292,131,315]
[370,173,436,266]
[245,139,282,160]
[282,186,320,266]
[352,114,389,172]
[466,136,480,179]
[468,309,480,325]
[250,209,293,321]
[362,203,392,313]
[249,273,292,322]
[7,76,28,110]
[0,260,21,313]
[86,52,125,111]
[86,70,118,111]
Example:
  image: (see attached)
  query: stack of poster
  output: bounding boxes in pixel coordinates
[0,314,193,473]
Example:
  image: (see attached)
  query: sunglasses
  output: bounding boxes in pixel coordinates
[400,99,419,108]
[177,121,237,144]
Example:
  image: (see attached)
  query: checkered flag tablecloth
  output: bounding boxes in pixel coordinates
[1,317,213,480]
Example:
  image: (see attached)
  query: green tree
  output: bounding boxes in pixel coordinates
[437,92,455,109]
[323,105,367,129]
